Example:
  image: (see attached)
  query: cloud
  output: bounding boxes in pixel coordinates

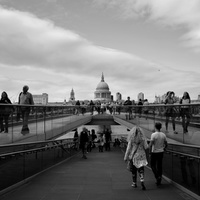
[0,5,199,102]
[93,0,200,52]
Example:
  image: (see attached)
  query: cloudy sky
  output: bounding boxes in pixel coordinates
[0,0,200,103]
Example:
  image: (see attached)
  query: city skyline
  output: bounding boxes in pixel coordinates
[0,1,200,102]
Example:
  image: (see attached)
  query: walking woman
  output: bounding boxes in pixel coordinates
[124,126,148,190]
[164,91,177,134]
[179,92,191,133]
[0,91,12,133]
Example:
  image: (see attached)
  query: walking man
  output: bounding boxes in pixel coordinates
[149,122,168,186]
[18,85,34,134]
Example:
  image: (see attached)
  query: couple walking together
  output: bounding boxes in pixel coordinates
[124,122,167,190]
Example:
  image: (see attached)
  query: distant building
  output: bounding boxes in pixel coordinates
[33,93,48,105]
[138,92,144,101]
[94,73,111,102]
[116,92,122,101]
[67,88,76,105]
[69,88,75,101]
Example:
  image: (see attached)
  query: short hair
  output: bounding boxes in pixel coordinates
[23,85,29,90]
[155,122,162,130]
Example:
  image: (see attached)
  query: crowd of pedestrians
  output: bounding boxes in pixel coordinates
[0,89,194,136]
[74,127,115,159]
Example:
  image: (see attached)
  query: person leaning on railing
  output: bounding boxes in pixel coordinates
[179,91,191,133]
[164,91,178,134]
[124,96,132,120]
[0,91,13,133]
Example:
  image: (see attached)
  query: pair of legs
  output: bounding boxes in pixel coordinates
[80,143,87,159]
[165,110,177,134]
[99,145,103,152]
[0,114,9,133]
[105,142,110,151]
[150,152,163,185]
[21,109,30,134]
[181,108,190,133]
[131,165,146,190]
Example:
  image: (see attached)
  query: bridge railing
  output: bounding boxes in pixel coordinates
[121,103,200,146]
[0,103,200,145]
[0,104,92,145]
[0,139,79,194]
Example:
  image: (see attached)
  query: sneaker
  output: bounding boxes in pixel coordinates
[131,182,137,188]
[174,131,178,134]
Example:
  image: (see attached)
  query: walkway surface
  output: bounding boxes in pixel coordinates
[0,147,196,200]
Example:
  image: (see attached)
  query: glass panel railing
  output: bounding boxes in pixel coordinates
[120,103,200,146]
[0,104,88,145]
[163,145,200,196]
[0,139,78,192]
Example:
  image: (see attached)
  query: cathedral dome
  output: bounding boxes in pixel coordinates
[96,81,109,91]
[96,73,109,91]
[94,73,111,102]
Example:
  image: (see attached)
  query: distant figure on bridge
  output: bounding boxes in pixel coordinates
[149,122,168,186]
[179,91,191,133]
[79,127,89,159]
[18,85,34,135]
[104,128,112,151]
[143,99,149,120]
[164,91,177,134]
[0,91,12,133]
[124,96,132,120]
[75,100,80,115]
[89,100,95,115]
[91,129,97,148]
[116,102,122,115]
[137,99,143,118]
[98,133,105,152]
[124,126,148,190]
[73,129,79,150]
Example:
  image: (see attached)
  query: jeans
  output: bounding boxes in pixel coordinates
[150,152,164,180]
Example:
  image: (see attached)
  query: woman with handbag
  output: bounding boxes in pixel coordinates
[0,91,12,133]
[124,126,148,190]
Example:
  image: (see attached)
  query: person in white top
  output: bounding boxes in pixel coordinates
[149,122,168,186]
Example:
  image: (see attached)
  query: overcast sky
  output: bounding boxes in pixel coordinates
[0,0,200,103]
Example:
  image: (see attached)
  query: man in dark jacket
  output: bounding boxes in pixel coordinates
[79,127,89,159]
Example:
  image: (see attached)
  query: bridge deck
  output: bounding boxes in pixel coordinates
[1,147,195,200]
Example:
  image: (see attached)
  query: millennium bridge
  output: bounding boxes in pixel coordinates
[0,103,199,200]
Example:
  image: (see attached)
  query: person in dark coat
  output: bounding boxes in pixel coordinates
[79,127,89,159]
[0,91,12,133]
[104,128,112,151]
